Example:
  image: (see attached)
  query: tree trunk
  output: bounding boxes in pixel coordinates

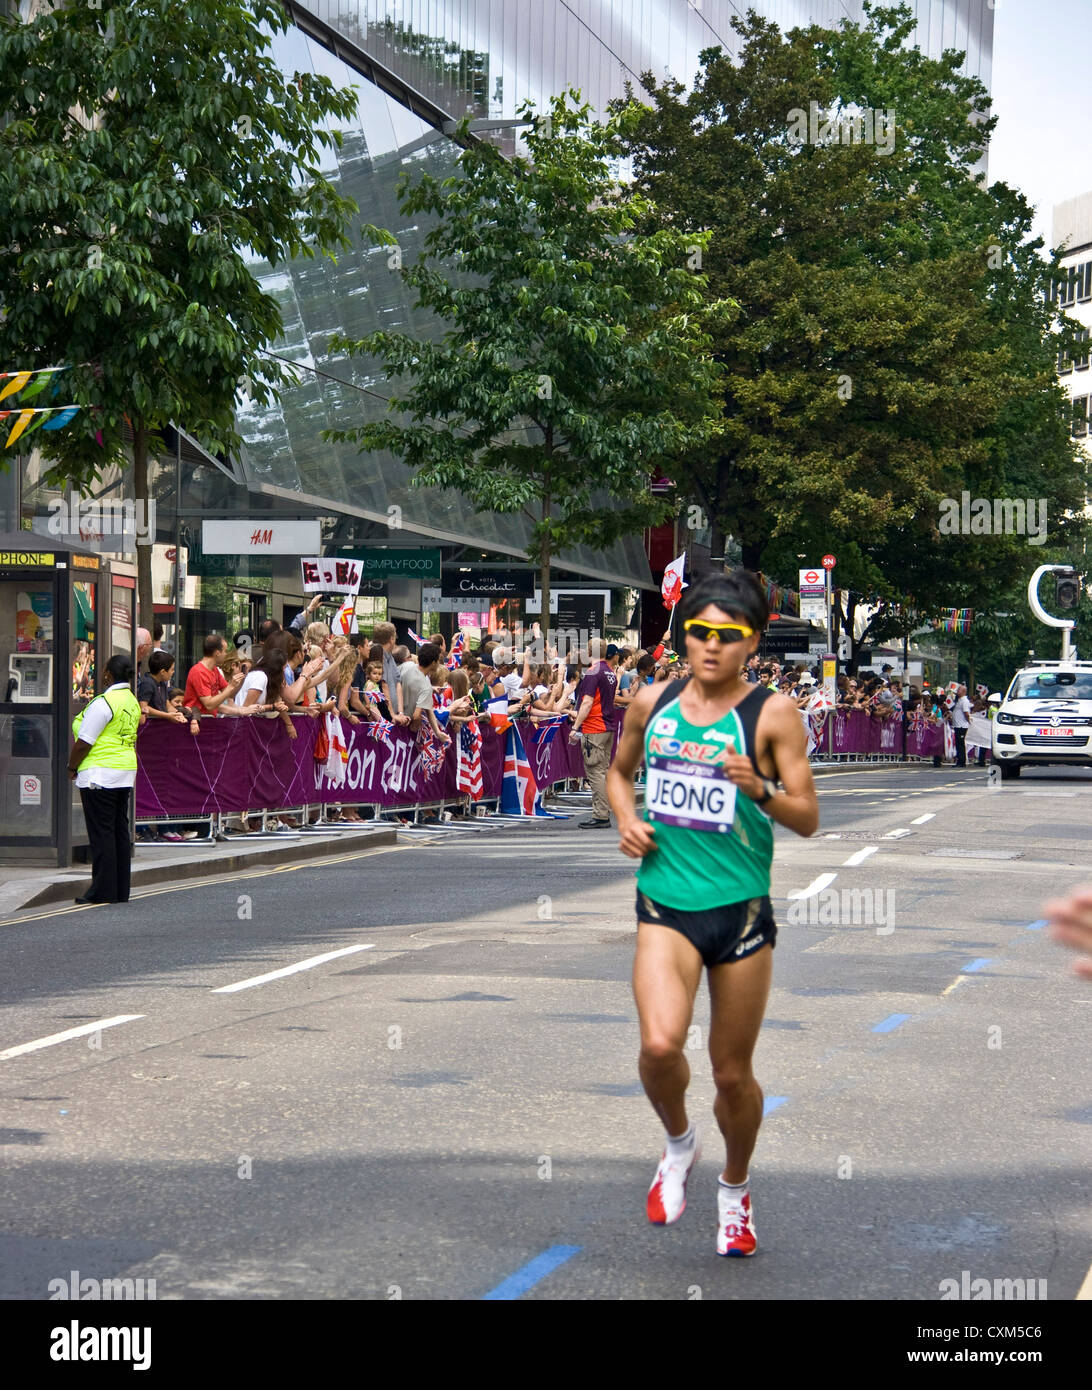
[844,592,860,675]
[709,518,728,574]
[741,537,762,571]
[538,478,551,662]
[132,422,155,635]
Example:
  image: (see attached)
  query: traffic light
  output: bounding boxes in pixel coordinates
[1055,568,1080,610]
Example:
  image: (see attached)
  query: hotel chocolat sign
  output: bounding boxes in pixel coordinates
[441,567,534,598]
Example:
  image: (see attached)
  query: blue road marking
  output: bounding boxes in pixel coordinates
[482,1244,582,1300]
[872,1013,911,1034]
[763,1096,788,1115]
[1027,919,1048,931]
[962,958,992,973]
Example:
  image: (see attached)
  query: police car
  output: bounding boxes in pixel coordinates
[990,659,1092,779]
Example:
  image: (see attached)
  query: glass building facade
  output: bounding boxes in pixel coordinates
[234,0,994,587]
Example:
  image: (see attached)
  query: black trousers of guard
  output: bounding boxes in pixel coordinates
[79,787,132,903]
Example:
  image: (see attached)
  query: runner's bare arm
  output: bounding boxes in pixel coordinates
[608,681,659,858]
[720,693,818,837]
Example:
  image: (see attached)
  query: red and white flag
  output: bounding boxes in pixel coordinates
[661,552,688,610]
[332,596,358,636]
[323,712,348,787]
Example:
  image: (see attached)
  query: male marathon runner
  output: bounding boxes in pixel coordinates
[607,570,819,1255]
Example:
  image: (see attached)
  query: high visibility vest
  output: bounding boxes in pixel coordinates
[72,687,141,771]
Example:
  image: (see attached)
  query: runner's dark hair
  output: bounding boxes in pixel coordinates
[675,569,768,632]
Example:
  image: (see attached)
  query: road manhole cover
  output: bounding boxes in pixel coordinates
[927,849,1022,860]
[821,831,905,842]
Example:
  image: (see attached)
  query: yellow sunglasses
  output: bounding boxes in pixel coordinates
[683,619,755,644]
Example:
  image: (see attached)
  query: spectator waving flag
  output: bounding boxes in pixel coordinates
[486,696,511,734]
[417,724,447,779]
[446,632,465,670]
[661,552,688,610]
[456,717,484,800]
[332,596,357,636]
[536,713,568,747]
[323,712,349,786]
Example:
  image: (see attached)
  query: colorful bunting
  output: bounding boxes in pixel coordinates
[1,405,82,447]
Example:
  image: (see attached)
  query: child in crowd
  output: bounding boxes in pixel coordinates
[167,688,201,734]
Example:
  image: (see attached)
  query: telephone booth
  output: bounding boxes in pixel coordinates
[0,533,135,867]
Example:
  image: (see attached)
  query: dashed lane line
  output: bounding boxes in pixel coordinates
[842,846,879,867]
[0,1014,145,1062]
[911,813,936,824]
[787,873,838,900]
[212,944,375,994]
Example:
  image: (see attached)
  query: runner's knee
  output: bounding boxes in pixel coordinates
[640,1036,686,1068]
[711,1062,758,1100]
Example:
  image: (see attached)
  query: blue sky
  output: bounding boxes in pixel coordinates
[987,0,1092,251]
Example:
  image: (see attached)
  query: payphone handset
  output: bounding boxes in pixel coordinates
[8,653,53,703]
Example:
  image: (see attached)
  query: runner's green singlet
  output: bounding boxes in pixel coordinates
[636,682,774,910]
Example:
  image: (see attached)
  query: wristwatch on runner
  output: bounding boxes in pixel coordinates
[754,777,777,805]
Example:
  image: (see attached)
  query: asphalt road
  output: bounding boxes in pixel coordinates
[1,763,1089,1301]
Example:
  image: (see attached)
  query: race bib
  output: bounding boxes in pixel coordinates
[645,755,737,833]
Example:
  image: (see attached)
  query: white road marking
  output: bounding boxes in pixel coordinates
[787,872,838,900]
[842,847,879,866]
[0,1014,145,1061]
[910,813,935,824]
[883,828,912,838]
[213,944,375,994]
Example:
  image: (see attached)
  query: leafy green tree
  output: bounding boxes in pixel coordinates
[612,2,1086,663]
[0,0,362,623]
[327,91,729,624]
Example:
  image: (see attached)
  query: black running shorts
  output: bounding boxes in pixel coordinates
[635,889,777,967]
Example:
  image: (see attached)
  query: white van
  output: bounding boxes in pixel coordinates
[990,660,1092,779]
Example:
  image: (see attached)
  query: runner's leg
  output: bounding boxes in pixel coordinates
[707,943,773,1183]
[632,921,704,1134]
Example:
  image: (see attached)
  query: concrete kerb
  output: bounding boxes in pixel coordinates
[12,824,398,914]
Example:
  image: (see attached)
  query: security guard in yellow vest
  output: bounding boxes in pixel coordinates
[67,654,143,904]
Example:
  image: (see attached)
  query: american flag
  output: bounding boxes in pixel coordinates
[456,717,484,800]
[445,632,465,669]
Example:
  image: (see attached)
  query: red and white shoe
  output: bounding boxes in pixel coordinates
[646,1131,701,1225]
[716,1188,757,1256]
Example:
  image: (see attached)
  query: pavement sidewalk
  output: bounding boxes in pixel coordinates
[0,824,397,918]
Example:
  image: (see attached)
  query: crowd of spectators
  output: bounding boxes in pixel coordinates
[132,606,986,839]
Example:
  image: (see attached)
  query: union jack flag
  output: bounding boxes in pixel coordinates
[456,717,484,800]
[500,724,555,816]
[417,722,448,778]
[446,632,465,670]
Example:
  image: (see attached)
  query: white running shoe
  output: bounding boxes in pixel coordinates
[716,1187,757,1257]
[646,1130,701,1225]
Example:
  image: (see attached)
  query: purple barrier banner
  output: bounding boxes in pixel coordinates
[819,709,942,758]
[135,715,584,818]
[906,719,944,758]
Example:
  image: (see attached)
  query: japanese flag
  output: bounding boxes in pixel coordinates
[332,596,358,636]
[662,553,688,610]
